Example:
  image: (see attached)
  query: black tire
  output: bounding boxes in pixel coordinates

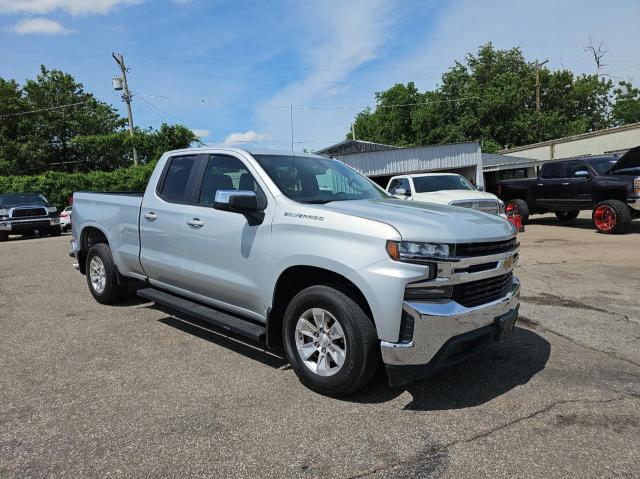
[505,199,530,224]
[50,225,62,236]
[85,243,127,304]
[283,285,380,397]
[0,231,7,242]
[555,210,580,222]
[592,200,632,234]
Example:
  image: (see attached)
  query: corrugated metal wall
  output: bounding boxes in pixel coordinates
[337,142,484,188]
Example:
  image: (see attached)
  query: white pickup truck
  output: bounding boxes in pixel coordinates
[71,148,520,396]
[387,173,506,217]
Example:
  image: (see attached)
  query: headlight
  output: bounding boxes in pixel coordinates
[498,200,505,215]
[46,206,57,213]
[0,208,8,216]
[386,240,450,263]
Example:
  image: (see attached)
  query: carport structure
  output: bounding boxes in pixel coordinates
[317,141,485,190]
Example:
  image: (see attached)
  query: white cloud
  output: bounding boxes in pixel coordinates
[257,0,399,150]
[222,130,270,145]
[12,17,71,34]
[0,0,143,15]
[191,128,211,138]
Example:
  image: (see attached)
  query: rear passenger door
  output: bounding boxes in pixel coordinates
[139,154,204,289]
[534,162,565,207]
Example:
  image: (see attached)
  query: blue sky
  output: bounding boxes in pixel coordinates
[1,0,639,152]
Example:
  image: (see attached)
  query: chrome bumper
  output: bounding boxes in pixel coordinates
[380,276,520,366]
[0,217,59,231]
[628,199,640,212]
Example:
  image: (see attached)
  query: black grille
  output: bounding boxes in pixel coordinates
[454,238,518,257]
[11,207,47,218]
[452,272,513,308]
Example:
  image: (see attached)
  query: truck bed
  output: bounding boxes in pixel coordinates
[72,191,145,278]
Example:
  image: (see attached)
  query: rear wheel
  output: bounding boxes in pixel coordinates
[592,200,631,234]
[283,285,379,397]
[85,243,127,304]
[505,199,530,224]
[555,210,580,222]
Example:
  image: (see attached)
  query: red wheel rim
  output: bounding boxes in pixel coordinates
[594,205,616,232]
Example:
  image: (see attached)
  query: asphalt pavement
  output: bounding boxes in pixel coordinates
[1,217,639,478]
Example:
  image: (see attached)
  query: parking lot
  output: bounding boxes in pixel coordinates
[1,212,639,479]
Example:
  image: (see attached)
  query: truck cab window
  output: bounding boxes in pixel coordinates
[199,155,258,207]
[540,163,564,179]
[565,161,590,178]
[160,156,197,202]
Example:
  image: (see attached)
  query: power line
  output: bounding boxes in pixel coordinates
[0,100,93,118]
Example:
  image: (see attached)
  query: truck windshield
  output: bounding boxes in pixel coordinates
[0,193,49,207]
[252,154,390,204]
[589,158,619,175]
[412,175,475,193]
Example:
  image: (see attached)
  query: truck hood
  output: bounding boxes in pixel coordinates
[322,199,515,243]
[609,145,640,173]
[409,189,499,204]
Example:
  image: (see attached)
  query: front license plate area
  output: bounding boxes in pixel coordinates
[494,309,518,341]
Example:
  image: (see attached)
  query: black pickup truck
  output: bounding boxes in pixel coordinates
[0,192,62,241]
[498,146,640,234]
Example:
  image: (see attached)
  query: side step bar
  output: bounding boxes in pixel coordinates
[137,287,266,342]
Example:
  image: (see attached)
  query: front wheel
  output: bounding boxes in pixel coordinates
[0,231,7,242]
[555,210,580,222]
[592,200,631,234]
[283,285,379,397]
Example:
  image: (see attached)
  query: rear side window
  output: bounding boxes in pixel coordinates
[540,163,564,179]
[160,156,196,202]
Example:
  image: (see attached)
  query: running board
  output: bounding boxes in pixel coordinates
[137,287,266,342]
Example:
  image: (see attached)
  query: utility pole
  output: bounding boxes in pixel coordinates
[535,59,549,112]
[351,123,356,141]
[112,52,138,165]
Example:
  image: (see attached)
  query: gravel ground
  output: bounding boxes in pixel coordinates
[1,216,639,478]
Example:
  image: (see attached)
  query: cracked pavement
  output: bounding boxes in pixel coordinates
[1,215,639,478]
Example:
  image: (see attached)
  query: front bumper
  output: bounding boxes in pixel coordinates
[0,217,60,233]
[380,276,520,380]
[628,198,640,212]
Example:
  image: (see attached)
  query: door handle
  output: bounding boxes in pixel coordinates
[536,183,544,186]
[144,212,157,221]
[561,182,570,186]
[186,218,204,228]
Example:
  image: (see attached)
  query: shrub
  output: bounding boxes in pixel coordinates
[0,162,156,209]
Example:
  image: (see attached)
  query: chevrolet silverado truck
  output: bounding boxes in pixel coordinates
[499,146,640,234]
[71,148,520,396]
[0,192,61,241]
[386,173,506,217]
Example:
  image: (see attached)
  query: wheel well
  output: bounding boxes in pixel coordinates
[266,266,374,353]
[78,227,109,274]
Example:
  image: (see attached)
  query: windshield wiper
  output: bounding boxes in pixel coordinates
[299,199,335,204]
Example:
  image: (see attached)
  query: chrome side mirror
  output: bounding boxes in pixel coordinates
[214,190,264,225]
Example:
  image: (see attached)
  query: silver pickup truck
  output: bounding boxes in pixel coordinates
[71,148,520,396]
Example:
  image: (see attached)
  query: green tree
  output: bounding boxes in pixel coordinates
[0,66,198,175]
[350,43,626,151]
[612,81,640,125]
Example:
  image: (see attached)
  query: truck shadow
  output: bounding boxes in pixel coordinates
[345,327,550,411]
[526,217,640,234]
[151,306,286,369]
